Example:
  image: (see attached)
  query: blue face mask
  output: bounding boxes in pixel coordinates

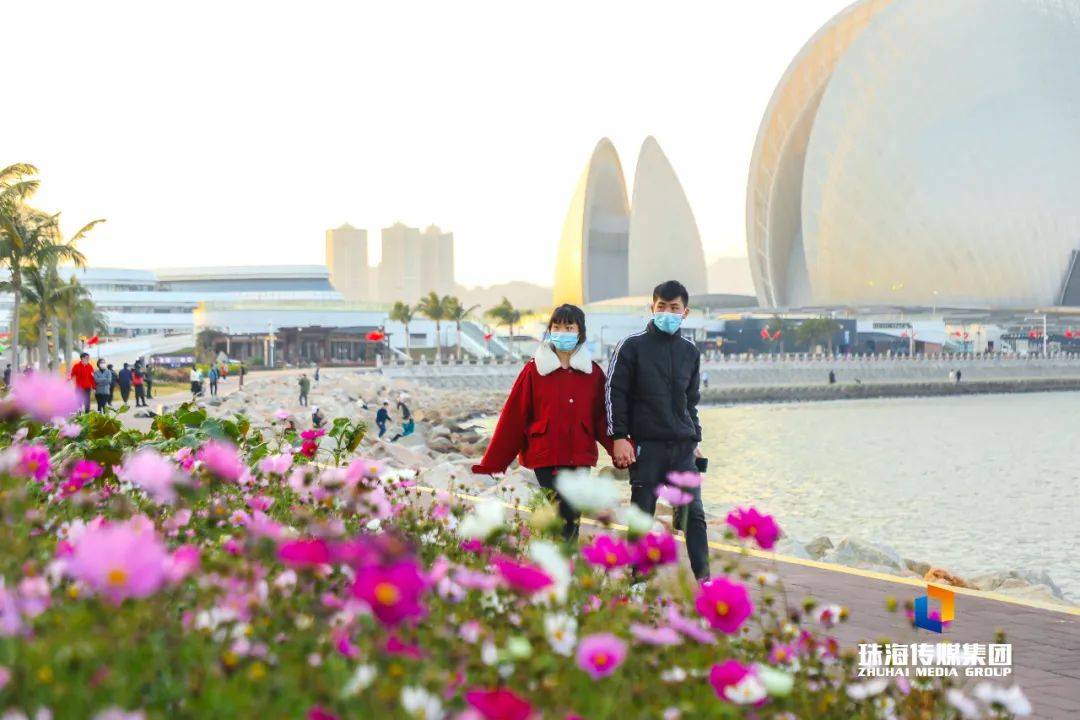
[653,312,684,335]
[549,332,580,352]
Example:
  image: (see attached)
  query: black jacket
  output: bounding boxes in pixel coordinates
[605,321,701,442]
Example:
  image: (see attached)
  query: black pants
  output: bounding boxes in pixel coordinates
[95,393,109,412]
[629,440,710,580]
[210,381,218,397]
[534,467,582,543]
[135,386,146,406]
[145,381,153,398]
[120,385,131,404]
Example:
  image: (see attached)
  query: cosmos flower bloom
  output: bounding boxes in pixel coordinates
[576,633,627,679]
[544,613,577,657]
[300,428,326,440]
[173,447,195,472]
[695,578,753,634]
[61,459,103,496]
[725,507,781,550]
[117,449,179,504]
[655,484,692,506]
[274,409,291,421]
[629,623,682,646]
[972,683,1032,716]
[164,545,201,583]
[66,516,168,604]
[491,555,553,595]
[554,469,621,513]
[196,440,245,482]
[580,535,633,570]
[299,439,319,459]
[277,539,332,567]
[15,444,50,482]
[457,499,506,540]
[709,660,767,705]
[465,688,534,720]
[632,532,677,574]
[351,560,427,626]
[258,454,293,475]
[9,372,83,422]
[666,471,701,489]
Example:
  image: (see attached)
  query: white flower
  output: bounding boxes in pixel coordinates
[974,683,1032,716]
[543,612,578,657]
[947,689,980,719]
[528,540,571,604]
[481,641,499,665]
[847,678,889,700]
[341,664,377,697]
[754,571,779,587]
[872,696,898,720]
[662,709,681,720]
[661,667,687,683]
[555,469,621,513]
[753,663,794,697]
[724,674,768,705]
[400,686,443,720]
[457,499,506,540]
[618,504,658,535]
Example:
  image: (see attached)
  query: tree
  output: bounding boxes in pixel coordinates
[53,277,92,368]
[388,301,414,354]
[485,297,527,357]
[416,292,449,360]
[443,296,480,360]
[795,317,843,354]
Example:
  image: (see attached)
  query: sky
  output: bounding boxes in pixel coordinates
[7,0,851,288]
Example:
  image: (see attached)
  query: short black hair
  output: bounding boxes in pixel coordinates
[547,303,587,345]
[80,352,90,359]
[653,280,689,306]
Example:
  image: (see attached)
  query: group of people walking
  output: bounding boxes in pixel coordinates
[69,353,153,412]
[474,280,711,581]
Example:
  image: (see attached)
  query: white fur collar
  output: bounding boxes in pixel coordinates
[533,342,593,376]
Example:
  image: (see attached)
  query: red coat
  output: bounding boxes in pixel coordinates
[473,345,615,474]
[69,362,95,391]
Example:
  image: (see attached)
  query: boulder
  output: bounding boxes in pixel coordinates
[821,538,904,571]
[429,425,452,439]
[427,435,455,453]
[967,569,1067,601]
[805,536,834,559]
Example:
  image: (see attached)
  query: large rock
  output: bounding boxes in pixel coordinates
[427,435,455,453]
[822,538,904,571]
[805,536,834,559]
[967,569,1067,602]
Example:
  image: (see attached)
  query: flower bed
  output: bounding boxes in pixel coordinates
[0,373,1029,719]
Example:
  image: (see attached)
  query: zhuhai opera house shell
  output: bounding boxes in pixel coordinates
[747,0,1080,310]
[555,137,707,305]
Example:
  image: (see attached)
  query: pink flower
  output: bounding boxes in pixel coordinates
[655,484,692,506]
[66,516,168,604]
[725,507,780,550]
[665,605,716,645]
[709,660,765,704]
[632,532,677,573]
[164,545,201,582]
[491,555,553,594]
[580,535,633,570]
[350,560,427,626]
[695,578,753,634]
[117,449,178,504]
[15,444,50,482]
[460,539,485,553]
[307,708,339,720]
[465,688,534,720]
[258,454,293,475]
[164,509,192,534]
[299,439,318,459]
[278,539,332,567]
[384,633,425,659]
[301,428,327,440]
[274,408,291,421]
[576,633,627,679]
[10,372,83,422]
[666,471,701,489]
[629,623,682,646]
[769,644,797,665]
[173,447,195,472]
[453,568,501,592]
[61,459,103,495]
[246,494,274,512]
[196,440,244,481]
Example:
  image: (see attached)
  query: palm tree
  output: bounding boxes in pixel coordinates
[53,277,92,368]
[485,297,527,357]
[416,291,450,360]
[388,301,414,355]
[443,296,480,360]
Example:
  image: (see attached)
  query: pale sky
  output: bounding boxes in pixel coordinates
[7,0,850,288]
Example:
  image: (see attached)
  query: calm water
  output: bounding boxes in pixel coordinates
[697,393,1080,600]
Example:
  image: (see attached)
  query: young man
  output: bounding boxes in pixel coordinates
[69,352,96,413]
[208,364,220,397]
[606,280,710,581]
[118,363,133,404]
[375,401,391,438]
[298,373,311,406]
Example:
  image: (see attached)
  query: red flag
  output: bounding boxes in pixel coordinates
[1067,329,1074,339]
[366,330,385,342]
[483,332,493,341]
[86,335,100,346]
[770,330,782,341]
[760,327,770,340]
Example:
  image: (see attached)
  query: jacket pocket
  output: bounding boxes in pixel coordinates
[527,418,548,437]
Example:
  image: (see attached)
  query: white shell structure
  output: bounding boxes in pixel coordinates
[554,138,630,305]
[628,136,708,298]
[748,0,1080,309]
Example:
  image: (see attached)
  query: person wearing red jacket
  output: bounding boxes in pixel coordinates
[472,304,614,541]
[69,352,95,413]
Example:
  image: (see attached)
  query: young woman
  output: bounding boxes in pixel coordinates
[472,304,614,542]
[93,360,112,412]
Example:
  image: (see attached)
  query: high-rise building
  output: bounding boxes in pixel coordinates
[421,225,455,296]
[325,224,370,301]
[376,222,456,303]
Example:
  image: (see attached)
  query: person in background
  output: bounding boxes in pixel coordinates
[701,369,710,389]
[3,363,11,389]
[208,364,220,397]
[314,363,320,384]
[311,406,325,429]
[606,280,710,581]
[132,364,147,407]
[70,352,95,413]
[472,303,614,542]
[396,394,412,424]
[143,363,154,399]
[93,359,112,412]
[189,365,202,402]
[238,362,246,389]
[298,373,310,406]
[828,370,837,385]
[375,401,391,438]
[390,415,416,443]
[107,363,118,405]
[118,363,133,404]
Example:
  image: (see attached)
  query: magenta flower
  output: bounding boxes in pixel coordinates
[66,516,168,604]
[465,688,534,720]
[655,484,692,506]
[695,578,753,634]
[164,545,201,582]
[278,539,332,567]
[632,532,677,573]
[196,440,244,481]
[769,644,797,665]
[117,449,178,504]
[576,633,627,679]
[300,428,327,441]
[666,471,702,489]
[492,555,553,594]
[9,372,83,422]
[725,507,781,550]
[580,535,633,570]
[307,708,339,720]
[258,453,293,475]
[709,660,765,704]
[350,560,427,626]
[173,447,195,472]
[15,444,50,482]
[61,459,103,496]
[629,623,682,646]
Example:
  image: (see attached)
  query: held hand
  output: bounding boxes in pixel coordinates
[612,438,636,469]
[693,446,703,459]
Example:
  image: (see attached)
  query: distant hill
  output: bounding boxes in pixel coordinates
[455,281,552,313]
[707,257,755,295]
